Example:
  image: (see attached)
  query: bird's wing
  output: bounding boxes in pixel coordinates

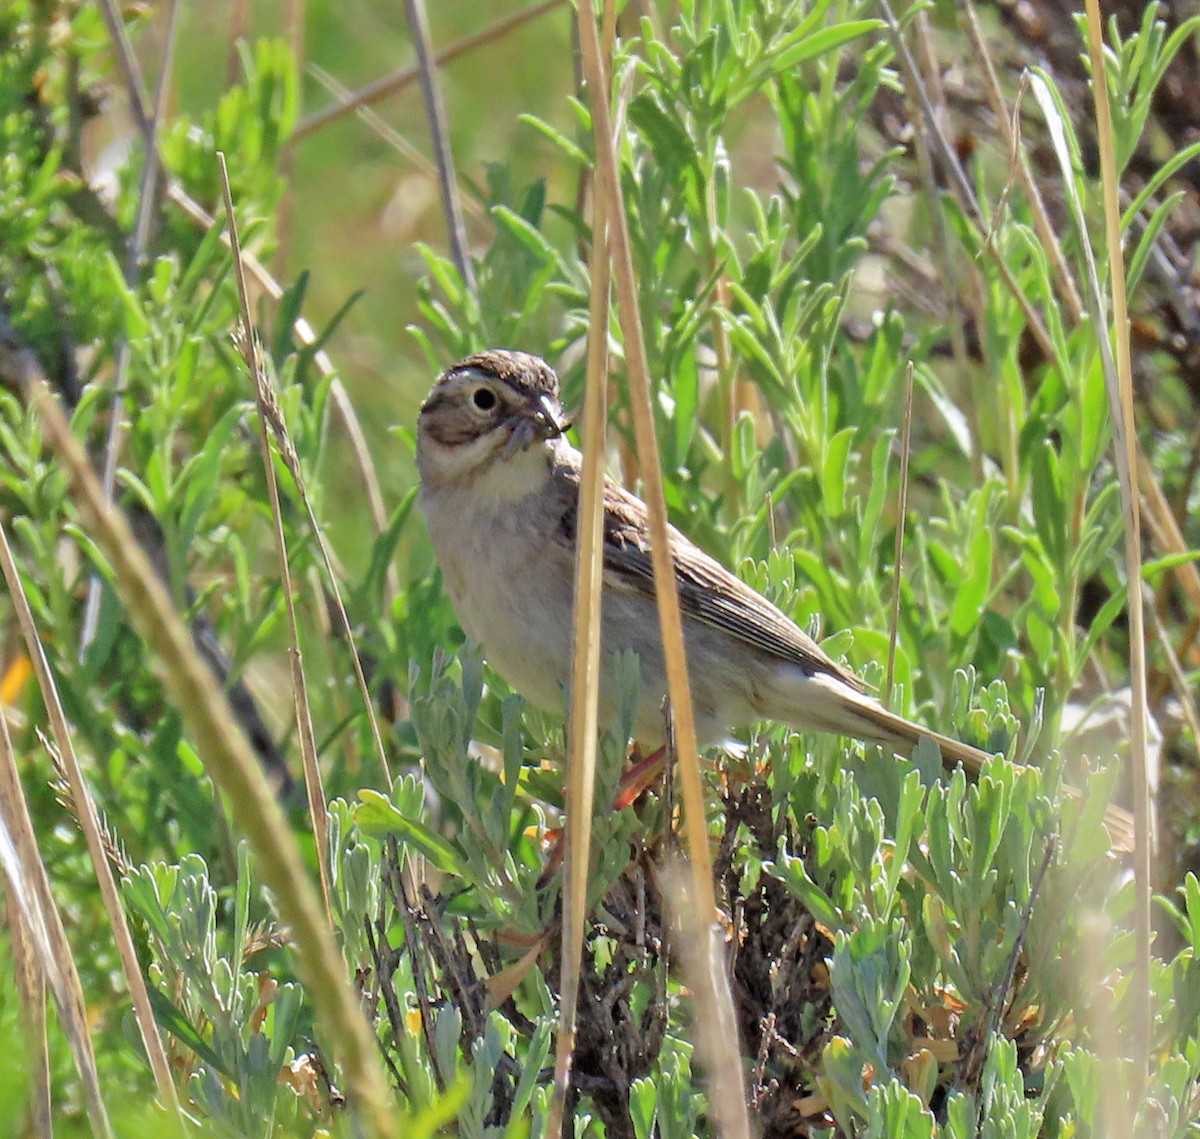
[552,462,865,691]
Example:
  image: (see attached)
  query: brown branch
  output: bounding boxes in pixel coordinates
[292,0,566,142]
[401,0,478,299]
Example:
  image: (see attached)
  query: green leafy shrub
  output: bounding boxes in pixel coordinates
[0,1,1197,1136]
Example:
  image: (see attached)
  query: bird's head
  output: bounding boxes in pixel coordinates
[416,350,571,488]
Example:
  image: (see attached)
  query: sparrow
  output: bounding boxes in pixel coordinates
[415,349,1134,850]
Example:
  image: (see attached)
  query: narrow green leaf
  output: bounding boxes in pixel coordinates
[821,427,856,518]
[518,113,588,166]
[491,205,559,264]
[771,20,882,73]
[146,987,232,1077]
[354,789,464,875]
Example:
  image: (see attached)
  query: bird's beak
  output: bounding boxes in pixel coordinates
[532,394,571,439]
[501,395,570,460]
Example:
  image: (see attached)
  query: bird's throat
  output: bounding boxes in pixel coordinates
[418,431,556,508]
[477,442,555,505]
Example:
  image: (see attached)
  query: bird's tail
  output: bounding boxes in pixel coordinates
[792,673,1136,853]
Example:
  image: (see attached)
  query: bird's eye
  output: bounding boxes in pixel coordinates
[471,386,497,412]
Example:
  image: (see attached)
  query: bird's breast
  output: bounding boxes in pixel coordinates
[421,482,576,714]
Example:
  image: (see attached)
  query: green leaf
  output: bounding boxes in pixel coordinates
[1143,548,1200,582]
[297,285,365,372]
[949,509,992,639]
[1076,353,1109,474]
[354,789,465,875]
[106,253,150,340]
[415,242,467,306]
[1126,190,1184,296]
[1183,873,1200,953]
[362,487,418,606]
[491,205,560,264]
[771,20,883,73]
[859,429,895,568]
[822,426,856,517]
[518,113,588,166]
[766,842,847,932]
[146,987,232,1077]
[1029,441,1066,570]
[1120,140,1200,232]
[672,348,699,462]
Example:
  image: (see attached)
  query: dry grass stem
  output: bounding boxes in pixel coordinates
[962,0,1084,323]
[1143,585,1200,769]
[887,7,981,481]
[0,521,181,1112]
[884,363,915,709]
[173,175,398,784]
[977,72,1027,260]
[306,64,484,220]
[283,0,305,63]
[83,0,180,654]
[95,0,152,135]
[7,889,51,1138]
[18,364,396,1137]
[219,153,334,927]
[707,196,738,465]
[163,180,400,616]
[306,566,366,775]
[0,689,111,1137]
[1082,0,1153,1091]
[877,0,1058,367]
[1081,911,1133,1134]
[403,0,478,299]
[225,0,251,88]
[876,0,977,214]
[273,0,307,276]
[548,18,613,1131]
[1139,447,1200,639]
[41,728,136,878]
[577,7,751,1137]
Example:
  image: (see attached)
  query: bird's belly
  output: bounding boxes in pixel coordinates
[596,591,768,748]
